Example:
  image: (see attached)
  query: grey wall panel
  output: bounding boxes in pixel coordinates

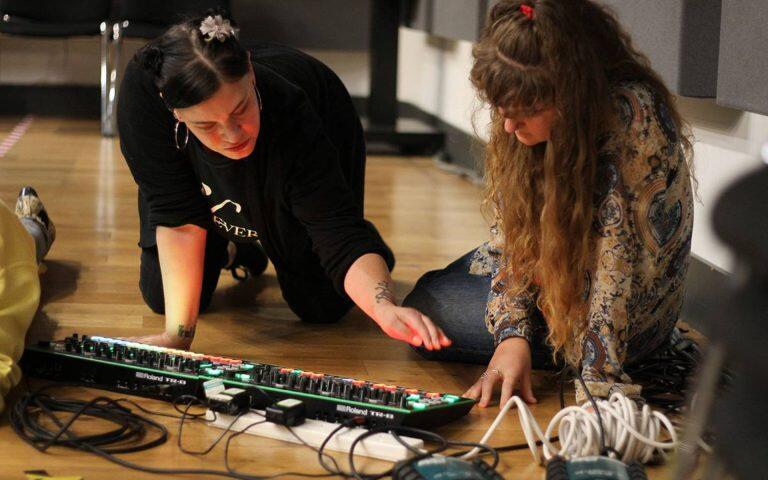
[716,0,768,115]
[599,0,721,97]
[431,0,487,42]
[231,0,370,50]
[678,0,722,96]
[403,0,491,42]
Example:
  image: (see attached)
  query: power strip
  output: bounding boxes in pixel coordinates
[206,410,424,462]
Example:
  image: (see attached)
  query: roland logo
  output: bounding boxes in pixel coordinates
[136,371,164,382]
[336,405,368,416]
[135,371,187,385]
[335,404,395,420]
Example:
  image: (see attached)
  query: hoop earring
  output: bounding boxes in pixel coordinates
[174,120,189,150]
[255,85,263,111]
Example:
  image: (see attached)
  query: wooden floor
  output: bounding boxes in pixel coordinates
[0,116,680,479]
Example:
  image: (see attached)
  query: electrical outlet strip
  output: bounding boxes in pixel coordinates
[206,410,424,462]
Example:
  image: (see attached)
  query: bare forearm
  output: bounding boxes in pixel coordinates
[156,225,206,339]
[344,253,395,318]
[344,253,450,350]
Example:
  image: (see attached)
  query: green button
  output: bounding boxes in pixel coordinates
[235,374,251,382]
[240,364,255,370]
[292,369,302,375]
[204,368,222,376]
[443,395,460,403]
[411,402,427,410]
[406,394,421,402]
[200,363,213,368]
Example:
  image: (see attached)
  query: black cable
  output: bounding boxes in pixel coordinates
[13,383,502,479]
[12,389,168,454]
[9,384,287,479]
[223,420,337,479]
[445,440,500,470]
[223,420,266,474]
[172,394,209,419]
[390,431,424,456]
[285,424,344,475]
[347,425,451,480]
[167,394,338,478]
[449,435,559,457]
[575,368,612,458]
[179,402,243,456]
[114,397,187,419]
[318,420,355,477]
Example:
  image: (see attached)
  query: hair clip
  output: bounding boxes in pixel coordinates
[200,15,234,42]
[520,4,535,20]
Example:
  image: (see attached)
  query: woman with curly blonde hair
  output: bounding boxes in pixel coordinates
[404,0,694,408]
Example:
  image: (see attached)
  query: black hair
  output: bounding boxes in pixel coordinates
[135,9,250,109]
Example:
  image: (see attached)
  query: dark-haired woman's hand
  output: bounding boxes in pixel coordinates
[464,336,537,408]
[372,303,452,350]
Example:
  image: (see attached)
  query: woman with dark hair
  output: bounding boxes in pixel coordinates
[404,0,694,407]
[118,13,450,351]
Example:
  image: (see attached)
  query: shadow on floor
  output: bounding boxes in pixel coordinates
[38,260,81,305]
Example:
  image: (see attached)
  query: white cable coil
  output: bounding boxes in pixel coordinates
[461,392,678,465]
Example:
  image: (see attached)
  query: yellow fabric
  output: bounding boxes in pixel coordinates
[26,476,83,480]
[0,199,41,412]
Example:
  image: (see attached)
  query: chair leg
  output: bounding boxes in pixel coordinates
[104,21,124,138]
[100,21,114,137]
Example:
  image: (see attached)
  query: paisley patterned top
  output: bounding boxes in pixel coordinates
[469,82,694,401]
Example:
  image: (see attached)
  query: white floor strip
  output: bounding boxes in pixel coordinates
[0,115,35,158]
[206,409,423,462]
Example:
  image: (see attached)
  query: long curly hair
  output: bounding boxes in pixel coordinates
[471,0,692,364]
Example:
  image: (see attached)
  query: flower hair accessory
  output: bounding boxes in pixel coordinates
[520,4,535,20]
[199,15,234,42]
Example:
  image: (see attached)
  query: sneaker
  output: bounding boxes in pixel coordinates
[14,186,56,244]
[225,241,268,281]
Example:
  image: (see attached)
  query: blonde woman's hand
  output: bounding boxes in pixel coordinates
[464,336,537,408]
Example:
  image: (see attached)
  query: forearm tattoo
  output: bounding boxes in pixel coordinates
[177,325,196,338]
[374,281,396,305]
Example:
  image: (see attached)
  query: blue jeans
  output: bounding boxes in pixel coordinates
[403,249,555,369]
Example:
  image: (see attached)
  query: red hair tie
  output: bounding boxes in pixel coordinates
[520,4,535,20]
